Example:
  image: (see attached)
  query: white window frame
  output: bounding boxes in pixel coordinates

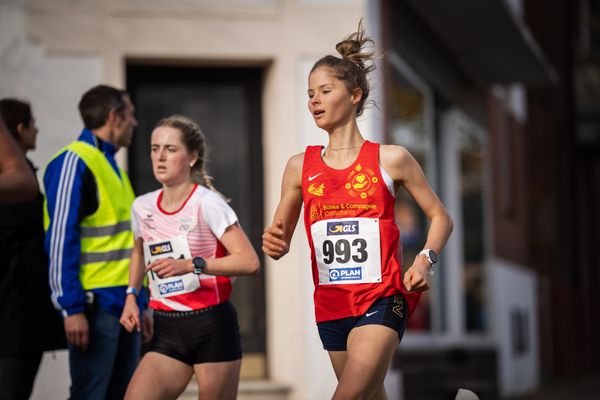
[387,51,494,348]
[439,108,494,347]
[387,51,446,345]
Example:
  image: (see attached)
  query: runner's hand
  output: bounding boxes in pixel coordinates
[403,256,432,292]
[262,220,289,260]
[146,258,192,278]
[120,296,140,333]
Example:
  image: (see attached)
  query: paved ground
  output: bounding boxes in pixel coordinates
[509,374,600,400]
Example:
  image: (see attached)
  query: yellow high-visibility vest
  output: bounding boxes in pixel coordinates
[44,141,135,289]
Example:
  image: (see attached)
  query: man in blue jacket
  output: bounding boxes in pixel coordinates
[44,85,149,399]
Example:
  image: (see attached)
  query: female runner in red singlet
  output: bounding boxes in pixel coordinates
[262,21,453,399]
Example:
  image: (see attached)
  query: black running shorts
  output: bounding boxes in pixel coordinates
[317,294,407,351]
[150,301,242,365]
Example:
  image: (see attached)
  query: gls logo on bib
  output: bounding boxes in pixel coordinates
[150,241,173,256]
[327,220,359,235]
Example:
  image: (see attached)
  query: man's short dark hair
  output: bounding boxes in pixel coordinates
[78,85,128,130]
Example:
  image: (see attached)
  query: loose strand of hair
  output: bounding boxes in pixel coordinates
[199,169,230,202]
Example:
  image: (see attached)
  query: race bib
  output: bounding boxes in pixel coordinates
[310,218,382,285]
[143,235,200,299]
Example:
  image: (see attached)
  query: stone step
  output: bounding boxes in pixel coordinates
[178,379,291,400]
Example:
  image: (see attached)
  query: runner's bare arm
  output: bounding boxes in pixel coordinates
[263,153,304,260]
[120,238,145,332]
[197,223,260,276]
[381,145,453,290]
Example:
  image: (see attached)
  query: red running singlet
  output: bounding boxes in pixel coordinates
[302,141,420,323]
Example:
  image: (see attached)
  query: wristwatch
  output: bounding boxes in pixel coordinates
[125,287,139,297]
[418,249,438,275]
[192,256,206,275]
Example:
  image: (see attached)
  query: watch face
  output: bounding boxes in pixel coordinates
[428,250,438,264]
[193,257,206,274]
[194,257,205,268]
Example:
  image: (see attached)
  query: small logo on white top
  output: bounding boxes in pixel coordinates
[308,173,324,181]
[365,311,379,317]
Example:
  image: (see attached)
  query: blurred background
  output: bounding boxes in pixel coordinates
[1,0,599,399]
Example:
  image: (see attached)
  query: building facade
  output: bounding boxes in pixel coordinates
[1,0,597,399]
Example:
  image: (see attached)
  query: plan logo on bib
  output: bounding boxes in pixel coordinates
[329,267,362,282]
[158,280,184,295]
[345,164,378,199]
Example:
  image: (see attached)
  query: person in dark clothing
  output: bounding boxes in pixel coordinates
[0,98,66,400]
[0,115,37,202]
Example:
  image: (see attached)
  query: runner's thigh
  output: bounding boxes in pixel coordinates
[194,359,242,400]
[333,325,399,399]
[124,352,193,400]
[327,351,348,380]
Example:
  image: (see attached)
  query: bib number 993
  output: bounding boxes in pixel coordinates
[322,238,368,264]
[310,217,382,285]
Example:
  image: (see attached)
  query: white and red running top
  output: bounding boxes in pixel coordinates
[131,184,238,311]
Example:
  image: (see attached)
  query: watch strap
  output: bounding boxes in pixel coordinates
[418,249,437,275]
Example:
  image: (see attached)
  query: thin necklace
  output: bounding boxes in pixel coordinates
[326,144,363,151]
[322,143,364,160]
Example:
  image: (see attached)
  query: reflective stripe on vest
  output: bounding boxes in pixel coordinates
[80,221,131,238]
[44,141,135,290]
[80,248,132,264]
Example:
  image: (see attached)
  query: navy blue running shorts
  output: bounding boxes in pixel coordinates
[317,294,407,351]
[150,301,242,365]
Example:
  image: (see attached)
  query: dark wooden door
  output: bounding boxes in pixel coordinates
[127,65,266,355]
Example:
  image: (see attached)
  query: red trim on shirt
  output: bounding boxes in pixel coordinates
[157,183,199,215]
